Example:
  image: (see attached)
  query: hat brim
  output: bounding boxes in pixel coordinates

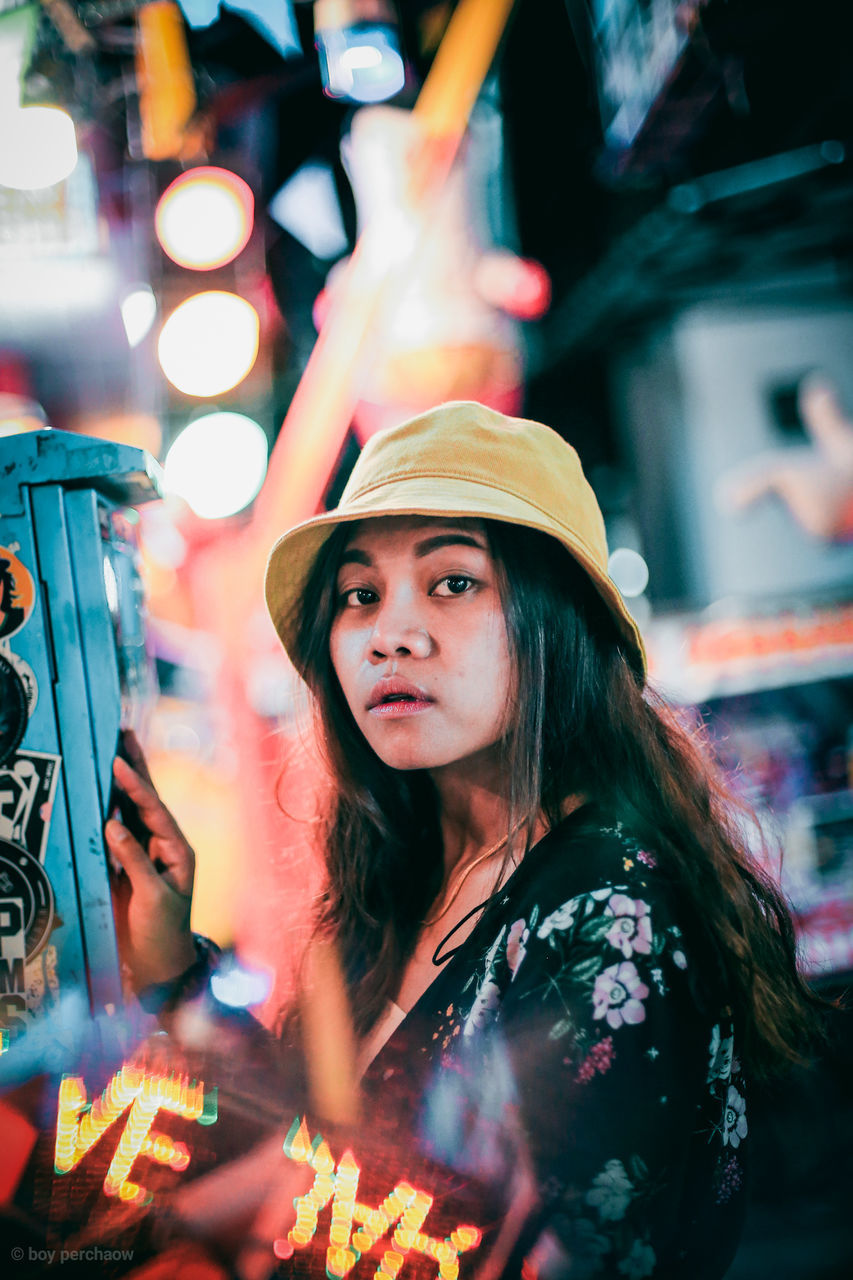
[264,475,647,677]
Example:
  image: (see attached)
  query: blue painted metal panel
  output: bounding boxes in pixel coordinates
[30,484,123,1010]
[0,430,161,1040]
[64,489,123,804]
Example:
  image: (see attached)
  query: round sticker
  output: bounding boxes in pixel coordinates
[0,651,28,768]
[0,546,35,641]
[0,837,55,959]
[0,647,38,718]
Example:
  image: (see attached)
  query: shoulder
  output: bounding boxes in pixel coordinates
[507,804,670,924]
[510,810,686,976]
[456,807,696,1030]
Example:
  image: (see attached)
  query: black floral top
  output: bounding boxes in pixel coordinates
[355,803,749,1279]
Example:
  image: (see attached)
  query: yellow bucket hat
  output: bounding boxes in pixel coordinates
[264,400,646,677]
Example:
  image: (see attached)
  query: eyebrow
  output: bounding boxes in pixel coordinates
[339,531,488,567]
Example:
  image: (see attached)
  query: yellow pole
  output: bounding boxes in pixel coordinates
[248,0,517,550]
[136,2,197,161]
[413,0,516,136]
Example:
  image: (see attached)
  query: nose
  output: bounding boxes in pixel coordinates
[368,592,432,661]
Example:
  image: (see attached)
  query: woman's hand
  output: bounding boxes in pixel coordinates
[160,1131,313,1280]
[105,735,197,990]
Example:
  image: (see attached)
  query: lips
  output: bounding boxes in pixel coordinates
[367,677,434,712]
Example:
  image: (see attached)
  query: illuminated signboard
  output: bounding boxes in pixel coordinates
[282,1117,482,1280]
[52,1068,483,1277]
[54,1065,217,1205]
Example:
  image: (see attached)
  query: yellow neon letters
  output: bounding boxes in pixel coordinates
[54,1065,216,1204]
[283,1116,482,1279]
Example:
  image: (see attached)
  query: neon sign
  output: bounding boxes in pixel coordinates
[52,1071,483,1276]
[54,1065,217,1205]
[282,1117,482,1279]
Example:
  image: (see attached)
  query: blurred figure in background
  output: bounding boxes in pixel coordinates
[720,374,853,542]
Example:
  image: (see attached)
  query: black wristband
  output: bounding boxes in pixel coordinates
[136,934,222,1014]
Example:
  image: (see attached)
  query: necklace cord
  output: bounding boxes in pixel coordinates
[431,896,496,967]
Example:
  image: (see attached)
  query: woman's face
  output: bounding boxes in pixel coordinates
[329,515,513,777]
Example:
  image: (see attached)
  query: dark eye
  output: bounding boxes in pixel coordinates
[433,575,474,596]
[340,587,378,607]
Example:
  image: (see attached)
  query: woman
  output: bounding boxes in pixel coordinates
[107,401,824,1279]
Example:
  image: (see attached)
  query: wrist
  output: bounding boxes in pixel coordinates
[134,936,198,990]
[136,934,222,1014]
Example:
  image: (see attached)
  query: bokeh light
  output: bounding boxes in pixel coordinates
[210,960,272,1008]
[608,547,650,598]
[164,411,268,519]
[473,252,552,320]
[317,28,405,103]
[157,291,259,397]
[0,106,78,190]
[155,167,254,270]
[0,394,47,436]
[120,285,158,348]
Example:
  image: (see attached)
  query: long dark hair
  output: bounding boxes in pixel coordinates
[292,517,825,1077]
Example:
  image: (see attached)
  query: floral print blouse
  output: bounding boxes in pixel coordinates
[357,803,749,1279]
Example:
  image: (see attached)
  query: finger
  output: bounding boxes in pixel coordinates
[105,818,162,891]
[120,729,155,786]
[113,757,184,841]
[236,1162,311,1280]
[147,834,195,898]
[108,770,194,896]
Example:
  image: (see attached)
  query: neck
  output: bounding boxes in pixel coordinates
[429,752,525,874]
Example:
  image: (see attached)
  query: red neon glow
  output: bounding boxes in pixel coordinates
[156,167,254,270]
[473,252,552,320]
